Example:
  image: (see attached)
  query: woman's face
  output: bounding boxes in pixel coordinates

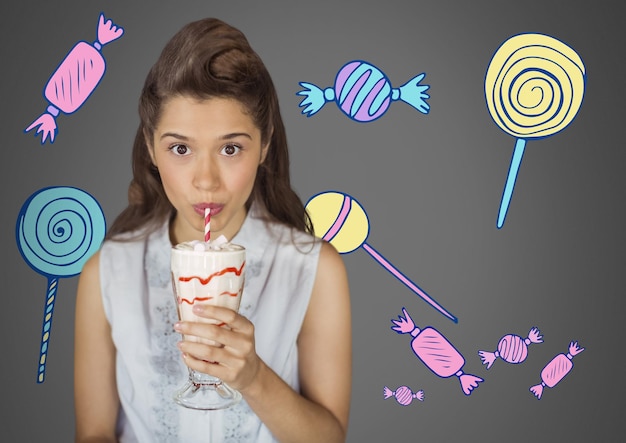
[149,95,267,244]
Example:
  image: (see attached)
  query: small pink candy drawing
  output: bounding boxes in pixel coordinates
[391,308,483,396]
[383,385,424,406]
[530,341,585,400]
[25,13,124,144]
[478,327,543,369]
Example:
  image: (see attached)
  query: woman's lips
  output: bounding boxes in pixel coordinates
[193,203,224,217]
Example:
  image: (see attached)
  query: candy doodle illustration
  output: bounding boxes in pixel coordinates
[306,191,457,323]
[478,327,543,369]
[391,308,483,395]
[25,13,124,144]
[530,341,584,400]
[383,385,424,406]
[485,33,586,228]
[16,187,106,382]
[297,60,429,122]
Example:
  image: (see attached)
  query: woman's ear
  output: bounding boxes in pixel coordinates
[260,128,273,164]
[260,142,269,164]
[144,128,157,166]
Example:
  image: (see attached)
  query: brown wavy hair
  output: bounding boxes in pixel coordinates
[106,18,312,239]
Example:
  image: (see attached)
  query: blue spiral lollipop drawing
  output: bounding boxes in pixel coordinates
[485,33,586,228]
[16,186,106,383]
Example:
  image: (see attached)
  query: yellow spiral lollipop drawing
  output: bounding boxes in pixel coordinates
[485,33,586,228]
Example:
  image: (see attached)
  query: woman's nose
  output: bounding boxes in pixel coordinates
[192,154,220,190]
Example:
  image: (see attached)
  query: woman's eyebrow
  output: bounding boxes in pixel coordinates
[159,132,253,141]
[218,132,253,141]
[160,132,190,141]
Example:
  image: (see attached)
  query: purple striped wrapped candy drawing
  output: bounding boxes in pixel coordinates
[391,308,483,396]
[383,385,424,406]
[297,60,430,122]
[478,327,543,369]
[530,341,585,399]
[25,13,124,144]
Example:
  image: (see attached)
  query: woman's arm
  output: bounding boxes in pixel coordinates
[177,240,352,442]
[74,251,120,443]
[243,240,351,442]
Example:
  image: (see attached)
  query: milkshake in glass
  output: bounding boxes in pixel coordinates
[170,237,246,410]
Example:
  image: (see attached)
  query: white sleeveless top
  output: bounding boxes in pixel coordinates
[100,206,321,442]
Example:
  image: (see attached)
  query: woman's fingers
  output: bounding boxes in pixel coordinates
[178,337,253,385]
[190,304,241,327]
[175,304,254,342]
[173,307,259,390]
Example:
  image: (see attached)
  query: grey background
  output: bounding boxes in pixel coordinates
[2,0,624,441]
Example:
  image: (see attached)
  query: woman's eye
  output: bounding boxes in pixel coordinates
[170,144,190,156]
[221,143,241,156]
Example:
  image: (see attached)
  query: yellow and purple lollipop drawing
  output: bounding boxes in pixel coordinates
[485,33,586,228]
[306,191,457,323]
[16,186,106,382]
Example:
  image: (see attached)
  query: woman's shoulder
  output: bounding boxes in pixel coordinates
[99,221,169,268]
[316,240,346,278]
[268,221,344,282]
[104,220,168,246]
[80,248,101,281]
[267,221,322,259]
[247,209,319,249]
[106,221,161,242]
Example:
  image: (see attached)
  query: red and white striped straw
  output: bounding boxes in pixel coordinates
[204,208,211,242]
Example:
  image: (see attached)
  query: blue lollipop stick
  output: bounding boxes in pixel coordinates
[16,186,106,383]
[497,138,526,229]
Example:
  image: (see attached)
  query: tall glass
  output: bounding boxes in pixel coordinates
[170,242,246,410]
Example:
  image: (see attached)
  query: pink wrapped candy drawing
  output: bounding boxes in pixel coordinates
[25,13,124,144]
[383,385,424,406]
[478,327,543,369]
[530,341,585,399]
[391,308,483,396]
[297,60,429,122]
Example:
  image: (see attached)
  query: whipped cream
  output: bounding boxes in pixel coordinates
[174,235,244,252]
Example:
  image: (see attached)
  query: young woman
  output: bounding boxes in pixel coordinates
[74,18,351,443]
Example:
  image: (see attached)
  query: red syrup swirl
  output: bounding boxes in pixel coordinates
[178,292,240,305]
[177,261,245,307]
[178,262,245,285]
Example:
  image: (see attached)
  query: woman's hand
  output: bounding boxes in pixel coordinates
[174,304,261,391]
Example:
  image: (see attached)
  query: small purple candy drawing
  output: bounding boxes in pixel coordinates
[530,341,585,400]
[392,308,483,396]
[25,13,124,144]
[297,60,429,122]
[383,385,425,406]
[478,327,543,369]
